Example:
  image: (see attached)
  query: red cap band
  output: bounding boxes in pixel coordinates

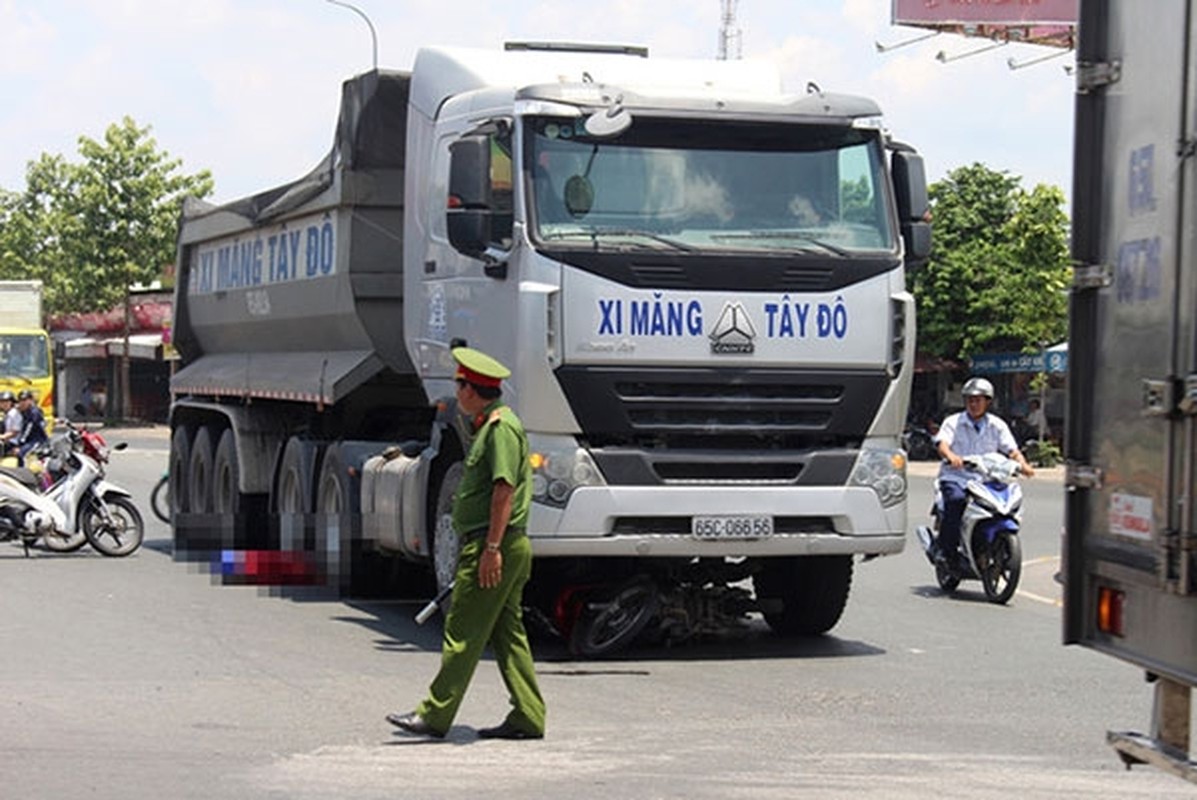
[456,364,501,388]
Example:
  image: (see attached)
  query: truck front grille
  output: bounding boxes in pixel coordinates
[556,366,889,450]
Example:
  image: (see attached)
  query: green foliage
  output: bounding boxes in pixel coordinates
[1022,437,1062,468]
[0,117,212,316]
[909,163,1070,361]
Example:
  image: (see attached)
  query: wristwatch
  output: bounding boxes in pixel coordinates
[485,542,501,553]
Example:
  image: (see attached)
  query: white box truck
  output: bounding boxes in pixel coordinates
[169,43,930,652]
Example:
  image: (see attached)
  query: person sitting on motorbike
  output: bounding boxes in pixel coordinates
[13,389,48,467]
[0,390,20,454]
[934,377,1035,569]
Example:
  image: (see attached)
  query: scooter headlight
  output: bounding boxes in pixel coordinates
[850,449,907,508]
[528,436,606,508]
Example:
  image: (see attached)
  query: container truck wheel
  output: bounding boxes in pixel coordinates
[431,462,464,596]
[755,555,853,636]
[188,426,216,513]
[169,426,191,516]
[213,429,241,514]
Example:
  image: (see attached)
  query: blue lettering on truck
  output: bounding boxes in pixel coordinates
[594,293,849,340]
[763,296,847,339]
[189,214,336,295]
[598,295,704,337]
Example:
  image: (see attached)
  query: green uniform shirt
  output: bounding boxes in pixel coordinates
[452,401,532,535]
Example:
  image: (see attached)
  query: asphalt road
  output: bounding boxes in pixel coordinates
[0,432,1189,799]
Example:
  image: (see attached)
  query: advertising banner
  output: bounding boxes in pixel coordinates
[893,0,1077,26]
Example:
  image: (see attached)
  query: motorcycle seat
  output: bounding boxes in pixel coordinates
[0,466,41,489]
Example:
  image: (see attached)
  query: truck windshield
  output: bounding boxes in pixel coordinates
[0,334,49,378]
[526,117,895,255]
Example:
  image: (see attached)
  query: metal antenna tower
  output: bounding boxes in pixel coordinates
[718,0,742,60]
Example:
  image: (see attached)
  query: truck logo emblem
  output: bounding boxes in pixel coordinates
[709,302,756,354]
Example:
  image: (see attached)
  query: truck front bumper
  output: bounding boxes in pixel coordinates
[527,484,906,558]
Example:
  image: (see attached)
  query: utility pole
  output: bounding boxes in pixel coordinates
[718,0,742,60]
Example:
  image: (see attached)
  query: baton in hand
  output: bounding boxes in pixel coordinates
[415,581,455,624]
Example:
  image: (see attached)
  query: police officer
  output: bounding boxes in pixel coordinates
[388,347,546,740]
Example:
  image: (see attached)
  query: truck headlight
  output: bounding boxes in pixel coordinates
[850,449,907,508]
[528,437,605,508]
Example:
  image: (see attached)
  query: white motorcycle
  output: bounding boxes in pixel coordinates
[915,452,1024,604]
[0,417,143,557]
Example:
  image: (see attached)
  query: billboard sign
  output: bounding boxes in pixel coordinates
[893,0,1077,26]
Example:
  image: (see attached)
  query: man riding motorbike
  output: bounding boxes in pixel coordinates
[13,389,48,467]
[933,377,1034,570]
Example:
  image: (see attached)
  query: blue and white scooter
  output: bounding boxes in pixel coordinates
[915,453,1025,604]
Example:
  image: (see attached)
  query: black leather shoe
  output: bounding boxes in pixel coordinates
[477,721,543,740]
[386,711,445,739]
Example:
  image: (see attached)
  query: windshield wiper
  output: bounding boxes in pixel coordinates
[541,228,697,252]
[711,231,850,257]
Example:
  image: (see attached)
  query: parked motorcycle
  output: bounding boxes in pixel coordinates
[915,453,1024,604]
[902,422,939,461]
[0,412,143,557]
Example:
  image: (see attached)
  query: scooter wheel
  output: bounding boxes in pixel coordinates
[568,576,658,659]
[981,533,1021,604]
[935,562,961,593]
[82,496,144,557]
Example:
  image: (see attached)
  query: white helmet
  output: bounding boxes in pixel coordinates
[961,377,995,399]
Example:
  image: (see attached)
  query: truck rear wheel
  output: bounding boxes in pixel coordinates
[169,426,190,516]
[188,426,216,513]
[276,437,315,515]
[755,555,853,636]
[213,429,240,514]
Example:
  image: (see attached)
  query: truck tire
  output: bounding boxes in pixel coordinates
[431,461,463,596]
[188,426,216,513]
[213,429,240,515]
[276,437,315,515]
[169,426,190,516]
[755,555,853,636]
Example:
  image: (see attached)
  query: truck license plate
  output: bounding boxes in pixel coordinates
[691,515,774,540]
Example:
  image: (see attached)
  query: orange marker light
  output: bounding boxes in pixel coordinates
[1097,586,1125,637]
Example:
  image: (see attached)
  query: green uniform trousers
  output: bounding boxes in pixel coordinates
[416,532,545,736]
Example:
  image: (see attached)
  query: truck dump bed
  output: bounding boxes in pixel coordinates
[171,70,413,406]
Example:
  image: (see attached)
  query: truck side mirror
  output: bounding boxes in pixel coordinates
[447,136,493,259]
[445,135,509,270]
[891,150,932,263]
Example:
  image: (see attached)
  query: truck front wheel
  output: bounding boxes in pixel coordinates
[755,555,853,636]
[431,462,463,596]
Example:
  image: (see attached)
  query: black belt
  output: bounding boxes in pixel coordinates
[462,526,527,543]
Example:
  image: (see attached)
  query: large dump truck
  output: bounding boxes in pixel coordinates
[1065,0,1197,782]
[170,43,929,648]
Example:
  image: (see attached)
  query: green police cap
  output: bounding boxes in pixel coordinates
[452,347,510,388]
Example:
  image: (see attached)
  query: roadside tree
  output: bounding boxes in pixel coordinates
[0,117,212,316]
[910,163,1070,361]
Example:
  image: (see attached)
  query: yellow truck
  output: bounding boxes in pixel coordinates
[0,281,54,422]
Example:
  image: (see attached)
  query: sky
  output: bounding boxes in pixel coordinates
[0,0,1075,206]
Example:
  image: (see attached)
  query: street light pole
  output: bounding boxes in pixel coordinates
[325,0,378,72]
